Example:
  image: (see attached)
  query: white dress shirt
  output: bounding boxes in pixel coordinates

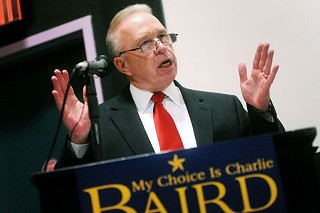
[71,82,197,157]
[130,82,197,153]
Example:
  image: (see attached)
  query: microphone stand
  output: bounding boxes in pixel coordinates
[75,55,110,161]
[79,71,104,161]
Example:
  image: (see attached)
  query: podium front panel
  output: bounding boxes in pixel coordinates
[75,135,287,212]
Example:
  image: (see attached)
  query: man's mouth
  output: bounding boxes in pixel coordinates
[159,60,172,68]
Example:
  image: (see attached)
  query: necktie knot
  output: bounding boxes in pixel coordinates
[152,92,165,103]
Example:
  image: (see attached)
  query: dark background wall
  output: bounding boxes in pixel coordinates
[0,0,165,212]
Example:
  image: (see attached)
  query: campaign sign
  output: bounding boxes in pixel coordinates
[76,135,287,213]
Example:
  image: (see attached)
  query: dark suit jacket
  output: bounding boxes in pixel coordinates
[57,81,284,167]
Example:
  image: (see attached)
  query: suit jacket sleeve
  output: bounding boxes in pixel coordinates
[55,136,95,168]
[247,101,285,135]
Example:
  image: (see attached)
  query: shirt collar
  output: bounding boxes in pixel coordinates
[130,82,184,113]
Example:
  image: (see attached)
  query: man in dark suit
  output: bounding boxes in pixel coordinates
[51,4,284,168]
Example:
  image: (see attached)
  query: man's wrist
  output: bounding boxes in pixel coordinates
[248,103,275,122]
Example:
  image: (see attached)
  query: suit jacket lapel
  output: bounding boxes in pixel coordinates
[108,82,214,154]
[176,82,214,146]
[108,87,154,155]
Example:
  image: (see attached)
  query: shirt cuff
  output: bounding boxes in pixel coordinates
[69,142,90,158]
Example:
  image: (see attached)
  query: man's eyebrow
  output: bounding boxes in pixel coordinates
[158,29,168,35]
[134,30,168,44]
[134,32,149,41]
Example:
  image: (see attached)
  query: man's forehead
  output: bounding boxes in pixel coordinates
[119,13,166,39]
[122,12,163,27]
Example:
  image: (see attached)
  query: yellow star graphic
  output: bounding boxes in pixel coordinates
[168,154,186,172]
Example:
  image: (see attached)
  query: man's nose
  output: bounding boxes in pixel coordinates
[154,39,166,54]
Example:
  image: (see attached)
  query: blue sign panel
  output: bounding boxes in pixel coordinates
[76,135,287,212]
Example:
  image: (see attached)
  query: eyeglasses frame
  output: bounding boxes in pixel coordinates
[117,33,178,57]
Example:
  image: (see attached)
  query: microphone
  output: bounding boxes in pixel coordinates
[76,55,111,77]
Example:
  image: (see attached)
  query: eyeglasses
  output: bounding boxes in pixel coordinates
[118,33,178,57]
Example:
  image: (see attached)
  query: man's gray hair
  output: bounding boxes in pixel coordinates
[106,4,153,58]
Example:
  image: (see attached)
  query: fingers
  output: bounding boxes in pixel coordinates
[253,43,279,79]
[51,69,75,110]
[53,69,68,95]
[253,43,274,72]
[252,43,264,70]
[52,70,65,96]
[52,90,63,111]
[262,49,274,76]
[265,64,279,85]
[82,86,88,104]
[238,63,248,83]
[258,43,270,71]
[51,70,64,110]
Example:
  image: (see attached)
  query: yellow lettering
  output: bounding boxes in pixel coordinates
[225,163,238,175]
[226,159,275,175]
[84,184,136,213]
[157,175,169,187]
[192,181,236,213]
[209,167,222,179]
[175,187,189,213]
[236,173,278,212]
[131,180,153,192]
[157,172,206,187]
[132,180,145,192]
[145,192,168,213]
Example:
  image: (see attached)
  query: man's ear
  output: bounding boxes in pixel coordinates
[114,57,132,76]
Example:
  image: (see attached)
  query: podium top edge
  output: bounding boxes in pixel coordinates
[31,127,317,178]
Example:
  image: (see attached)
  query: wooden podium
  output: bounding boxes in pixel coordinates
[32,128,319,213]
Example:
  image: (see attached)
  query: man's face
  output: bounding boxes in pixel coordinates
[114,12,178,92]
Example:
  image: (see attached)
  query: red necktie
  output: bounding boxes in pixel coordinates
[152,92,184,151]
